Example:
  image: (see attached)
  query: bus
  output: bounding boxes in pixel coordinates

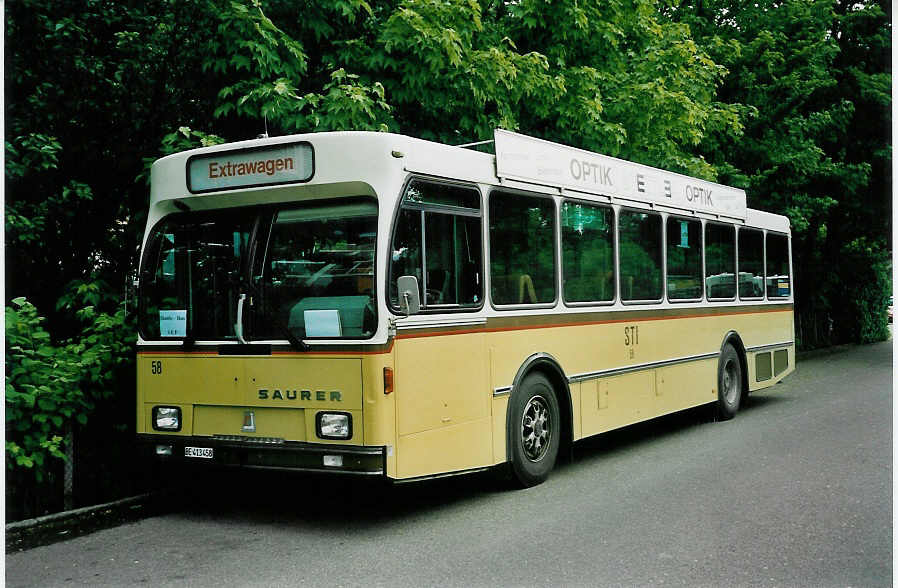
[136,129,794,487]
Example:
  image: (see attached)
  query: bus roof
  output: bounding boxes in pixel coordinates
[149,129,789,233]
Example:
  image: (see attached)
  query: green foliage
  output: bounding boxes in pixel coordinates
[6,298,87,480]
[5,133,62,179]
[6,0,224,315]
[674,0,891,346]
[159,127,226,155]
[834,239,891,344]
[5,285,136,484]
[7,180,94,250]
[502,0,744,178]
[205,0,737,178]
[675,0,848,201]
[208,0,392,132]
[138,126,226,186]
[208,0,310,121]
[313,69,391,132]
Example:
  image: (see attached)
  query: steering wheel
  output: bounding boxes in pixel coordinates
[426,289,443,305]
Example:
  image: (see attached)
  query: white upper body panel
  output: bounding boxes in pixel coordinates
[142,130,792,347]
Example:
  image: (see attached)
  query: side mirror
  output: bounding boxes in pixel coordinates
[397,275,421,316]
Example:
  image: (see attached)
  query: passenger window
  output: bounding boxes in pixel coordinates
[389,180,482,310]
[666,217,703,301]
[705,223,736,299]
[489,191,556,305]
[766,233,791,298]
[619,210,662,302]
[738,229,764,299]
[561,201,614,303]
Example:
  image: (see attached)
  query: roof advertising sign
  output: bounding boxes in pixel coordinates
[494,129,746,219]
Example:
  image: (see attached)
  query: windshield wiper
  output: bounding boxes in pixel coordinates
[262,306,310,352]
[243,278,311,352]
[280,322,310,352]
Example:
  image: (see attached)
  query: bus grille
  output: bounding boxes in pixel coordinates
[212,435,285,445]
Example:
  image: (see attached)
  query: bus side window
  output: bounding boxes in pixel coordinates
[424,212,481,306]
[489,190,556,306]
[766,233,791,298]
[705,223,736,299]
[619,210,663,302]
[738,228,764,299]
[561,201,615,304]
[389,180,483,311]
[666,216,702,301]
[389,208,423,306]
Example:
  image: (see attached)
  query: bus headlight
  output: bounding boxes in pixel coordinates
[316,412,351,440]
[153,406,181,431]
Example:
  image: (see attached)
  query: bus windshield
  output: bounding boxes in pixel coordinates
[254,201,377,340]
[138,200,377,341]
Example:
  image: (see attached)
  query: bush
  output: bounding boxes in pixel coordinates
[5,282,137,519]
[5,298,86,480]
[832,240,891,345]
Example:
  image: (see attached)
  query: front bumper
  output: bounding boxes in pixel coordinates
[138,434,386,476]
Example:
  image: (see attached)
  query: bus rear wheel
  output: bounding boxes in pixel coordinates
[509,373,560,487]
[716,343,742,420]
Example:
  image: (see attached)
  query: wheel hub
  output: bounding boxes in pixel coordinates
[522,395,551,462]
[723,359,739,404]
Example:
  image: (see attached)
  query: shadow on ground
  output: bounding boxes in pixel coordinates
[10,382,793,551]
[165,391,788,531]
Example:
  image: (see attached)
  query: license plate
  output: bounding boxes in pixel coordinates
[184,446,214,459]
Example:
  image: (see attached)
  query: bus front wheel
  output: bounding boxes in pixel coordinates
[716,343,742,420]
[509,373,560,487]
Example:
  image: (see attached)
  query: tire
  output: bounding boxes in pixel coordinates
[716,343,743,420]
[508,373,561,487]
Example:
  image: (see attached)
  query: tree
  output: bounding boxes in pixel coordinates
[5,0,223,518]
[5,0,223,319]
[673,0,891,347]
[209,0,740,178]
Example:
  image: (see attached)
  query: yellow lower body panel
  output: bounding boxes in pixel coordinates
[194,405,307,439]
[138,305,794,480]
[397,417,493,479]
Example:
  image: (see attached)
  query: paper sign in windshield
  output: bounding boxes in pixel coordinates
[159,310,187,337]
[304,310,342,338]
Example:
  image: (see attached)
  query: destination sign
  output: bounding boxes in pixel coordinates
[494,130,746,219]
[187,142,314,193]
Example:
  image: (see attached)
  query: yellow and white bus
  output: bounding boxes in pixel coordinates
[136,129,794,486]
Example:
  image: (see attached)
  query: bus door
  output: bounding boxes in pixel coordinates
[389,179,492,478]
[393,328,490,478]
